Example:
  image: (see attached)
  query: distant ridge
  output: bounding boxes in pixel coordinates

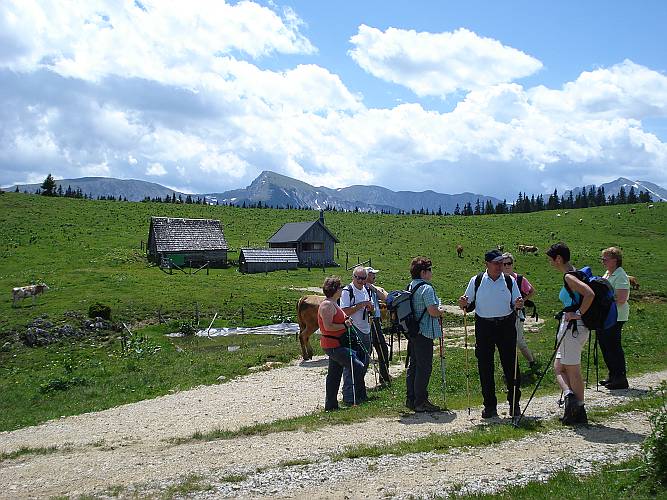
[5,172,665,212]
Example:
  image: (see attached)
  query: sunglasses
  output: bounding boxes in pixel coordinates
[354,275,367,280]
[503,262,513,266]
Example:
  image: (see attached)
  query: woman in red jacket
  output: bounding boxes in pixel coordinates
[318,276,366,410]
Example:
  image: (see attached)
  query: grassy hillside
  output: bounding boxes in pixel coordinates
[0,192,665,430]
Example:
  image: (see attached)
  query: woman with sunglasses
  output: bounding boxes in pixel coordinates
[318,276,366,411]
[599,247,630,390]
[501,253,539,372]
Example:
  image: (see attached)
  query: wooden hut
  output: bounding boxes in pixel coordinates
[147,216,228,268]
[239,248,299,274]
[267,211,338,267]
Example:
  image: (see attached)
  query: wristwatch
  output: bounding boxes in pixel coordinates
[575,309,582,317]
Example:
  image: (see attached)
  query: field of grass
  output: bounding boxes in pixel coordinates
[0,192,665,431]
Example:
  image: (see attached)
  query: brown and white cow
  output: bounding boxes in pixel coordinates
[12,283,49,307]
[518,244,538,255]
[456,244,464,258]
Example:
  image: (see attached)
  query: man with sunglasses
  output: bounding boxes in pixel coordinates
[339,266,373,404]
[458,249,524,419]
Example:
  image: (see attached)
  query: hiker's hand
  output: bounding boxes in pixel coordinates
[564,311,580,322]
[362,301,372,311]
[514,297,524,310]
[344,317,353,326]
[458,295,468,309]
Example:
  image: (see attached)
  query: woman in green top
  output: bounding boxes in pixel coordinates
[600,247,630,390]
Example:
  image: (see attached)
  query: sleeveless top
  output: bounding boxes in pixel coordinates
[318,301,347,349]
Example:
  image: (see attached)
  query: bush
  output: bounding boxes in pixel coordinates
[643,381,667,485]
[88,302,112,320]
[179,321,197,336]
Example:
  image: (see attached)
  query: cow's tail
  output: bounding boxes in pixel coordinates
[296,296,307,338]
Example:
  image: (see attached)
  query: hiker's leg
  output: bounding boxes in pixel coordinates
[475,318,497,410]
[405,339,416,405]
[412,334,434,407]
[324,348,345,410]
[600,321,627,379]
[515,316,534,363]
[497,316,521,407]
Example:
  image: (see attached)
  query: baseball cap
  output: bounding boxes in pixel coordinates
[366,267,380,274]
[484,249,504,262]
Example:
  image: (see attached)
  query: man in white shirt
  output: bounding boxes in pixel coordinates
[339,266,373,404]
[365,267,391,385]
[458,249,524,419]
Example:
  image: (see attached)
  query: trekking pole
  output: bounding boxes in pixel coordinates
[373,319,391,386]
[368,317,379,388]
[463,311,471,415]
[594,331,599,391]
[585,334,591,388]
[511,343,519,426]
[347,325,357,406]
[439,318,447,410]
[514,316,568,427]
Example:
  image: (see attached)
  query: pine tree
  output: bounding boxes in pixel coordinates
[41,173,56,196]
[454,203,461,215]
[627,186,638,204]
[618,186,627,204]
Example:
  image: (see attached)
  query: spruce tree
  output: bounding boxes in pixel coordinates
[41,173,56,196]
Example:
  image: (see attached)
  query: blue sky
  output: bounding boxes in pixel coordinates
[1,0,666,199]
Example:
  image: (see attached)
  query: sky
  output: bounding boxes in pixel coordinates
[1,0,666,200]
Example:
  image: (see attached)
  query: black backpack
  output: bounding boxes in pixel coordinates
[563,266,617,331]
[386,281,429,339]
[465,272,514,313]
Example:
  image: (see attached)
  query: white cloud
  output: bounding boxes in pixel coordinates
[146,162,166,176]
[349,25,542,97]
[128,155,137,165]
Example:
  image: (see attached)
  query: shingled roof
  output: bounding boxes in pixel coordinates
[267,220,339,244]
[150,217,228,252]
[240,248,299,263]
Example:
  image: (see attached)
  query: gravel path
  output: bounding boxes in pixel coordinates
[0,355,664,499]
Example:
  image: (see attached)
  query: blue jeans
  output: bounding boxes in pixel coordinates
[324,346,366,410]
[342,331,370,404]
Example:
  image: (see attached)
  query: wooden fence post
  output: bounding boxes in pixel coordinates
[241,306,245,324]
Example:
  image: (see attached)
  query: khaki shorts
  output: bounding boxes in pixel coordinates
[555,318,589,365]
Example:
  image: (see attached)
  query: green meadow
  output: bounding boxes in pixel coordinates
[0,192,666,431]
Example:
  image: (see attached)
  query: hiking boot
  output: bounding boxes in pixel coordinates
[573,404,588,425]
[561,393,578,425]
[482,407,498,419]
[605,378,629,390]
[405,398,415,411]
[415,400,441,413]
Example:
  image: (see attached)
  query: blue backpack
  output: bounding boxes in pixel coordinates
[564,266,617,331]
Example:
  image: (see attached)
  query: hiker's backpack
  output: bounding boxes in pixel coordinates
[465,272,514,313]
[339,284,370,321]
[516,274,538,322]
[563,266,617,331]
[385,281,428,339]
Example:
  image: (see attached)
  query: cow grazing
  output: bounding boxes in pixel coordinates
[456,244,464,258]
[617,212,621,218]
[630,208,636,214]
[579,218,583,223]
[12,283,49,307]
[628,276,640,291]
[496,244,504,252]
[519,244,538,255]
[556,213,561,217]
[550,231,556,239]
[648,204,654,209]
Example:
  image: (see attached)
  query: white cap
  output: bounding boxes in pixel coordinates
[366,267,380,274]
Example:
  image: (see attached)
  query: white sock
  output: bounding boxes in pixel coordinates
[564,389,574,397]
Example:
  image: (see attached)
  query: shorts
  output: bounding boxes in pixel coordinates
[555,318,589,366]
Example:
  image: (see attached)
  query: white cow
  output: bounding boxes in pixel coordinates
[12,284,49,307]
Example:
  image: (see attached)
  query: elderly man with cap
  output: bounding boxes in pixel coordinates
[365,266,391,385]
[339,266,373,404]
[458,249,524,418]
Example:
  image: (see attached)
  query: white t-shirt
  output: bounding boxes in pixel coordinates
[464,272,521,318]
[340,283,371,334]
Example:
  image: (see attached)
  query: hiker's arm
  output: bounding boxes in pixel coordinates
[427,304,442,317]
[564,274,594,319]
[615,288,629,305]
[369,284,388,301]
[458,277,476,310]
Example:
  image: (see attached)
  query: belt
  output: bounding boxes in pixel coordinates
[476,313,515,324]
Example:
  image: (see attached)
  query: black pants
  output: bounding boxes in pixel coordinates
[475,314,521,410]
[406,333,434,407]
[599,321,627,379]
[371,318,391,383]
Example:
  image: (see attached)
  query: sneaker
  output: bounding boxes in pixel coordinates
[415,400,441,413]
[481,407,498,419]
[405,398,415,411]
[605,378,629,390]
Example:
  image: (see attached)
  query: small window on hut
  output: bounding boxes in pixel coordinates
[302,242,323,251]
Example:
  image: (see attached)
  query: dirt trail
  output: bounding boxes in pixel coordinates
[0,355,663,499]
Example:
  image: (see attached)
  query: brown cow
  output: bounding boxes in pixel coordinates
[456,244,463,258]
[296,294,324,360]
[628,275,640,291]
[12,283,49,307]
[296,294,389,360]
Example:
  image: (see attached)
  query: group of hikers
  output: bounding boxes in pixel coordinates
[316,243,631,425]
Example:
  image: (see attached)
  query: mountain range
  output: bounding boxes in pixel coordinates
[5,171,665,213]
